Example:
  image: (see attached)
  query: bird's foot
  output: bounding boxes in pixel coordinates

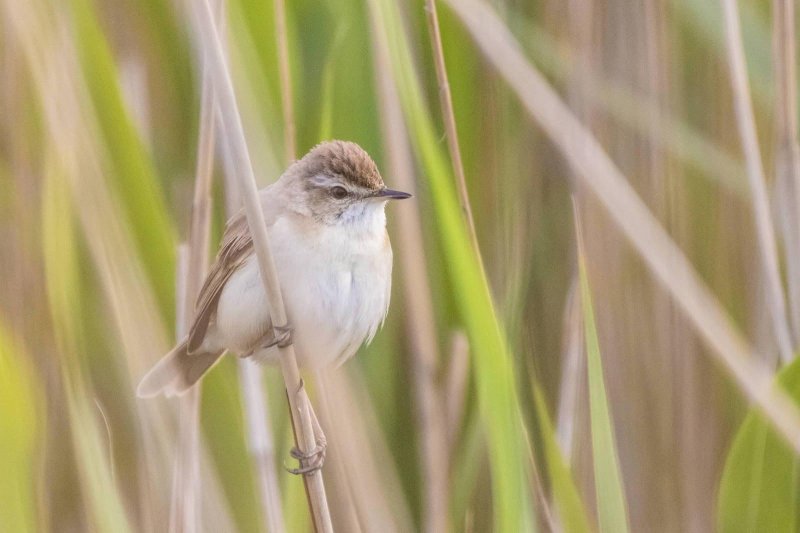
[285,441,327,476]
[261,324,293,350]
[285,378,328,476]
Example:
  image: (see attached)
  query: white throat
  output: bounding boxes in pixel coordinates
[338,200,388,239]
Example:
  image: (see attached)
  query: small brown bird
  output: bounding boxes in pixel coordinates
[137,140,410,398]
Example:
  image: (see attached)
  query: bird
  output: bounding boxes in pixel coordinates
[137,140,410,398]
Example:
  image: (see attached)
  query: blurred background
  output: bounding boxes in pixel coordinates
[2,0,799,531]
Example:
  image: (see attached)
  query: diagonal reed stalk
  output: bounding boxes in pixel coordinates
[422,0,479,257]
[772,0,800,345]
[443,0,800,454]
[368,3,449,531]
[719,0,793,363]
[217,102,287,533]
[191,0,333,529]
[206,2,287,530]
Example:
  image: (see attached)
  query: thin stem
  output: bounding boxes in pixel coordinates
[423,0,479,256]
[170,246,198,533]
[442,0,800,453]
[239,361,286,533]
[720,0,793,363]
[368,3,449,531]
[274,0,296,163]
[192,0,332,529]
[555,276,583,462]
[444,331,469,452]
[170,61,216,532]
[185,76,216,304]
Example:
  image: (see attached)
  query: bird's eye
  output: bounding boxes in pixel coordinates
[331,186,348,199]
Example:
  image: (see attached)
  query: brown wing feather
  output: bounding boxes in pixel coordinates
[187,211,253,353]
[187,186,284,354]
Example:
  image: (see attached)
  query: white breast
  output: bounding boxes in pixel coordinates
[214,205,393,368]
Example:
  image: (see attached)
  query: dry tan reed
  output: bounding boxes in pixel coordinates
[720,0,793,363]
[171,248,198,533]
[555,278,583,462]
[274,0,296,163]
[205,2,288,530]
[192,0,333,529]
[444,331,469,451]
[238,362,286,533]
[169,63,216,533]
[772,0,800,345]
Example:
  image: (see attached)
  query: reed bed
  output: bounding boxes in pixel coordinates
[3,0,800,531]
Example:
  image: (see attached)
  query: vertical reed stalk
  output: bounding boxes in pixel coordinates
[192,0,332,529]
[368,3,449,531]
[274,0,296,163]
[171,248,198,533]
[555,278,583,462]
[720,0,793,363]
[772,0,800,345]
[170,63,216,533]
[444,331,469,451]
[238,361,286,533]
[422,0,479,255]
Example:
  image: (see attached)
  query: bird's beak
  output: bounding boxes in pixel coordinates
[374,188,412,200]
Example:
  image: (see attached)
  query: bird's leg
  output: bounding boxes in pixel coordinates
[241,325,294,360]
[259,324,294,350]
[286,380,327,476]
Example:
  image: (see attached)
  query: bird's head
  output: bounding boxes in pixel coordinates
[280,140,411,226]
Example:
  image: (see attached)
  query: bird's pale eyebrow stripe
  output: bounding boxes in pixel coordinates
[309,174,339,187]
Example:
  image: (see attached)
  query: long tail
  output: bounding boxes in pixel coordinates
[137,338,224,398]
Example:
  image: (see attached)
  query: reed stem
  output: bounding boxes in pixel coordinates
[720,0,793,363]
[422,0,479,256]
[192,0,332,528]
[170,60,216,532]
[772,0,800,348]
[274,0,296,163]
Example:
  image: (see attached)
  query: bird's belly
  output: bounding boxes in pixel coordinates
[215,224,392,368]
[287,262,389,368]
[281,245,391,368]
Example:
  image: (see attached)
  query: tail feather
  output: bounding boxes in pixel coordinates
[137,338,224,398]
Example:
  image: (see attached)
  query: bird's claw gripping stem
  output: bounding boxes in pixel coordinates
[262,324,293,349]
[285,379,328,476]
[286,442,327,475]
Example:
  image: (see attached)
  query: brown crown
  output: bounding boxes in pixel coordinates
[297,140,384,190]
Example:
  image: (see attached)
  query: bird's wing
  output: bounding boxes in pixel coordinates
[187,187,283,354]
